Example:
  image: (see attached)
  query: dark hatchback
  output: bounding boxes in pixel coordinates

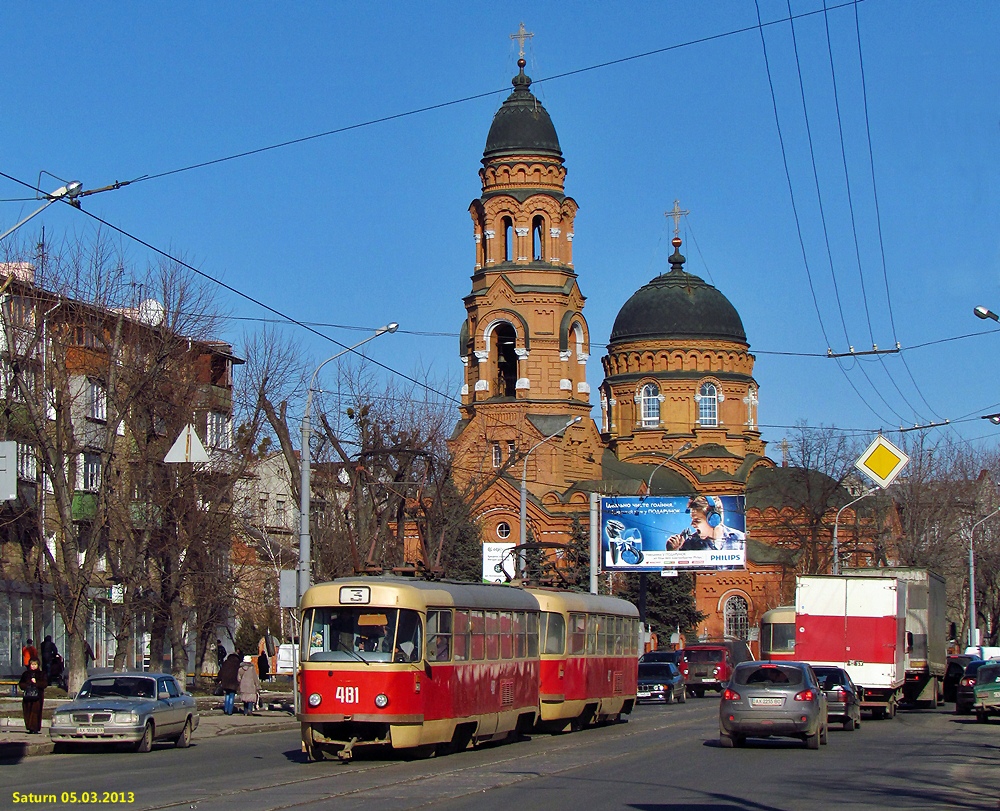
[944,655,978,703]
[811,665,862,731]
[957,659,997,714]
[637,662,686,704]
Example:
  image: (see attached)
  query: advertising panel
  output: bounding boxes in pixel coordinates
[601,494,747,572]
[482,542,517,583]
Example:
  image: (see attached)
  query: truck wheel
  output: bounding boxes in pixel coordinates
[695,688,705,699]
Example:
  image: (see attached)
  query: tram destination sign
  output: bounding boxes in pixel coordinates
[600,494,747,572]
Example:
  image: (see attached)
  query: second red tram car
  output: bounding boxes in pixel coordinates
[297,577,639,761]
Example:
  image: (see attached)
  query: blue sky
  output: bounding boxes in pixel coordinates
[3,1,999,455]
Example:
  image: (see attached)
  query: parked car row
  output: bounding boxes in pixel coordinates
[953,656,1000,719]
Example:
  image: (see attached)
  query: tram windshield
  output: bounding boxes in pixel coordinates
[301,607,423,663]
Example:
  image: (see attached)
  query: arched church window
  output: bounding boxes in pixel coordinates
[493,322,518,397]
[640,383,660,428]
[745,385,758,431]
[724,594,750,641]
[532,215,545,261]
[503,217,514,262]
[697,382,718,427]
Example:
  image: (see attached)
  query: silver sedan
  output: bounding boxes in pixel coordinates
[719,661,828,749]
[50,672,199,753]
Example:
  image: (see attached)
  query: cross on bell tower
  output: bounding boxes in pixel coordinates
[510,22,533,58]
[665,199,690,238]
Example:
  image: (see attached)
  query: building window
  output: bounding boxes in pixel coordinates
[17,443,36,482]
[82,452,101,491]
[640,383,660,428]
[275,499,286,522]
[507,441,516,459]
[698,382,718,427]
[532,215,545,261]
[88,380,107,422]
[497,522,511,539]
[745,386,758,431]
[206,411,230,449]
[724,594,750,641]
[492,443,502,468]
[258,497,268,522]
[503,216,514,262]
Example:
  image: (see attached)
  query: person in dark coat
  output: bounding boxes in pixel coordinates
[40,635,58,680]
[217,652,242,716]
[257,650,270,683]
[18,657,47,733]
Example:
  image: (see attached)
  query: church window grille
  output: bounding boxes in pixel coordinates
[698,382,718,427]
[724,595,750,641]
[640,383,660,428]
[492,443,502,468]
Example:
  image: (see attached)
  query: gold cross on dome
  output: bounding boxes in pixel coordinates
[666,199,690,238]
[510,22,534,58]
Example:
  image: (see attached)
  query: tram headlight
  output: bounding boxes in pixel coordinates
[307,693,322,708]
[374,693,389,708]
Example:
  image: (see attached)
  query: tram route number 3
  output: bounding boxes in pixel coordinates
[339,586,371,604]
[336,686,360,704]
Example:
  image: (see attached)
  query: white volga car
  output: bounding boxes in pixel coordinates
[50,672,199,752]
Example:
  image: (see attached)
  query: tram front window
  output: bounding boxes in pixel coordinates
[303,607,422,663]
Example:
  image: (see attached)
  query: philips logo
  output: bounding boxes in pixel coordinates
[710,554,741,562]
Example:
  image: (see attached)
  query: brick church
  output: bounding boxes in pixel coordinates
[448,56,807,650]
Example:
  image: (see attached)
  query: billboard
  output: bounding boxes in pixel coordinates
[600,494,747,572]
[482,542,517,583]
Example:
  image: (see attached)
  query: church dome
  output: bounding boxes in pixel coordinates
[610,238,746,345]
[484,59,562,160]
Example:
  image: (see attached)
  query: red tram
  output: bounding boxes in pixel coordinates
[297,577,639,761]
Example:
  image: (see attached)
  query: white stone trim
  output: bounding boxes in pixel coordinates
[560,379,572,390]
[560,350,572,361]
[475,380,490,392]
[515,227,529,237]
[474,350,489,363]
[484,230,495,239]
[549,228,561,238]
[461,384,469,395]
[577,352,589,364]
[577,382,590,394]
[516,378,530,390]
[567,233,575,242]
[515,347,529,359]
[474,234,482,243]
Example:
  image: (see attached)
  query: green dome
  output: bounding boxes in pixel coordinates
[610,242,746,345]
[484,59,562,161]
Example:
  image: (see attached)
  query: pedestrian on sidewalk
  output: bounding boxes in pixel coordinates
[21,639,38,668]
[258,650,270,683]
[238,654,261,716]
[40,635,58,681]
[18,657,47,734]
[218,652,241,715]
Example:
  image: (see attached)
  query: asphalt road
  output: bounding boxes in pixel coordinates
[3,700,998,811]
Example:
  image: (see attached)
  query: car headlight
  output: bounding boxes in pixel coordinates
[114,710,139,724]
[374,693,389,708]
[653,684,663,691]
[307,693,322,707]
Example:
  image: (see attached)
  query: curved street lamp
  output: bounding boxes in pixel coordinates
[519,416,582,569]
[297,323,398,604]
[646,442,694,494]
[0,181,83,243]
[832,487,879,575]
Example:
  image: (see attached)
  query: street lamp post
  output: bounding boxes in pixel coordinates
[832,487,878,575]
[0,181,83,243]
[646,442,694,494]
[969,506,1000,649]
[298,323,398,605]
[519,416,582,571]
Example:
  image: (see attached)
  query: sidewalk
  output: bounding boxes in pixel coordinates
[0,693,298,760]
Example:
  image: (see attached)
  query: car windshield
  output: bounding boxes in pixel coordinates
[78,677,157,699]
[638,664,675,679]
[685,649,724,663]
[976,664,1000,684]
[734,664,804,686]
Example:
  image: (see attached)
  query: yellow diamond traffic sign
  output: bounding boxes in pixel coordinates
[856,435,909,488]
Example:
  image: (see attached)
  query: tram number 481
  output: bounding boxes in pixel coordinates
[336,686,360,704]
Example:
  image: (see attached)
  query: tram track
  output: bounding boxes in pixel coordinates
[140,706,708,811]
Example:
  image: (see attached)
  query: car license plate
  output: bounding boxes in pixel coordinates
[78,726,104,734]
[751,697,783,706]
[637,691,651,698]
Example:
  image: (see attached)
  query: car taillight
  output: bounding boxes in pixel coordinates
[723,688,741,701]
[960,677,976,687]
[794,689,815,702]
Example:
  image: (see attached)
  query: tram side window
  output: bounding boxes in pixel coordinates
[394,610,423,662]
[470,610,486,660]
[427,609,452,662]
[513,611,526,658]
[597,615,610,656]
[527,611,539,657]
[540,611,566,655]
[453,610,470,661]
[500,611,513,659]
[485,611,500,660]
[568,612,587,655]
[586,614,598,655]
[614,616,624,655]
[627,619,638,655]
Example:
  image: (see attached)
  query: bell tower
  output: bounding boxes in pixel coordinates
[450,50,601,524]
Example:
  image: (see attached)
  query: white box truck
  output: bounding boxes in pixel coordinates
[795,575,906,718]
[843,567,946,706]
